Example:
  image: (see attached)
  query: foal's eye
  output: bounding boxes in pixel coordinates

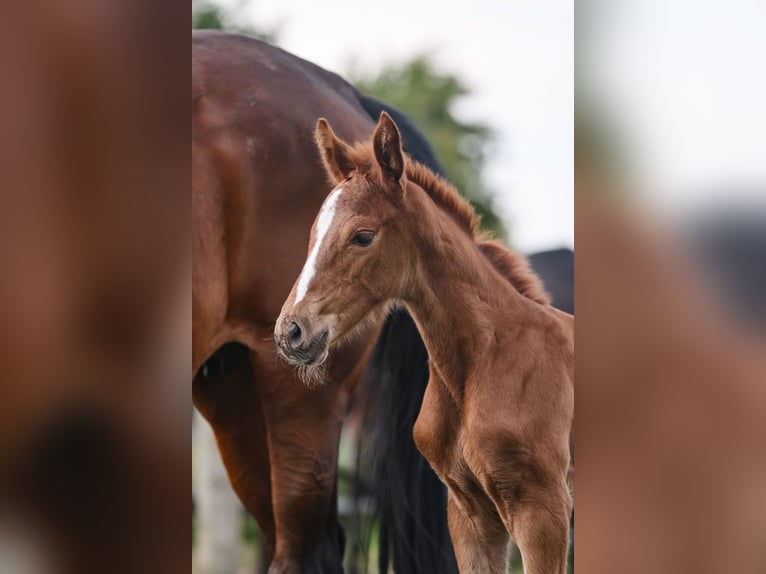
[350,230,375,247]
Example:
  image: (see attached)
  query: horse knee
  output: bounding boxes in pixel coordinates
[447,494,508,574]
[518,485,571,531]
[512,491,571,574]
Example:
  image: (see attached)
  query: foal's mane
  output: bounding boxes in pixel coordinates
[347,141,551,305]
[407,162,551,306]
[345,139,550,306]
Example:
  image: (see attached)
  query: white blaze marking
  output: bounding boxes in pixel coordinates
[294,187,343,304]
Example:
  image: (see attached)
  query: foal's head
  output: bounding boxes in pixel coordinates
[274,113,415,376]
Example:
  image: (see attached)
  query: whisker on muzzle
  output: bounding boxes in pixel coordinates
[295,361,328,388]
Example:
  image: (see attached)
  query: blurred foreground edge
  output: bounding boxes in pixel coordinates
[575,181,766,573]
[0,1,188,573]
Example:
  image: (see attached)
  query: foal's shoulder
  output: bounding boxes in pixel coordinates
[548,307,574,338]
[527,304,574,351]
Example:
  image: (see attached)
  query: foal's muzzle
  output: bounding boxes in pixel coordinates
[275,317,329,365]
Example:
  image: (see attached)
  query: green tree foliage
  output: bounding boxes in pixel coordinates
[192,1,224,30]
[192,1,275,41]
[351,57,505,238]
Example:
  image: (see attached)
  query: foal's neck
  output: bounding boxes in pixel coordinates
[399,186,532,402]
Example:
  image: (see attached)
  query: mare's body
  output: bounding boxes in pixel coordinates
[276,114,574,573]
[192,32,455,573]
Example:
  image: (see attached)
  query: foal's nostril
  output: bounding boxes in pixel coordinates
[286,321,303,348]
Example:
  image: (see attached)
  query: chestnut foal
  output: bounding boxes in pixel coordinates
[275,113,574,574]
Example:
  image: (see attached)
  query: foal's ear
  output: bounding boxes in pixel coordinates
[315,118,357,183]
[373,112,405,187]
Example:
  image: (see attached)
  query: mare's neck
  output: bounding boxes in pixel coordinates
[399,186,528,402]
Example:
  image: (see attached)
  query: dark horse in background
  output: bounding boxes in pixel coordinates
[192,31,574,573]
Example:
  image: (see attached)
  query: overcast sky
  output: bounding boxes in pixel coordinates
[217,0,574,254]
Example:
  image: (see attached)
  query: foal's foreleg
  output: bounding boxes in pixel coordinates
[447,492,509,574]
[511,483,572,574]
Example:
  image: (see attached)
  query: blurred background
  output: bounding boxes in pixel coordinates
[192,1,573,572]
[577,0,766,336]
[577,1,766,572]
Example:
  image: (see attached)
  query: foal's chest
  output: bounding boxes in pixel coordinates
[413,375,477,485]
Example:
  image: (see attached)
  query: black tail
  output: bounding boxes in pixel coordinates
[354,94,458,574]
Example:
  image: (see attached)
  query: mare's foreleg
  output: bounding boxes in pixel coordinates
[192,351,277,559]
[257,364,348,574]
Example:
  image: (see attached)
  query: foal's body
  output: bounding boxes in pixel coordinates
[404,186,574,573]
[275,113,574,573]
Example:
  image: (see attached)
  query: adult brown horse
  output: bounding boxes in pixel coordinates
[192,31,456,573]
[275,114,575,573]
